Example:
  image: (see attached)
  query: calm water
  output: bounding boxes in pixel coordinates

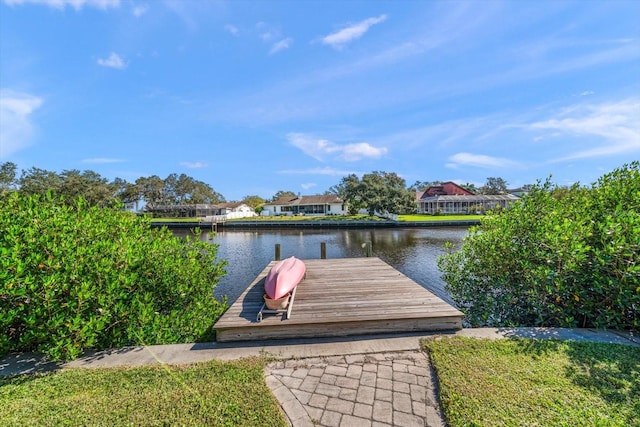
[172,227,468,306]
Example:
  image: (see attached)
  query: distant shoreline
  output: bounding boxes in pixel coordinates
[151,219,480,229]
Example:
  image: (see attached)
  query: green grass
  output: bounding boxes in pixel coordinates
[152,214,482,222]
[423,337,640,426]
[0,357,287,427]
[148,217,206,223]
[397,214,482,221]
[3,339,637,426]
[227,214,382,221]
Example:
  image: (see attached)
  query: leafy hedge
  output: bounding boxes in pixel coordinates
[438,162,639,331]
[1,193,228,361]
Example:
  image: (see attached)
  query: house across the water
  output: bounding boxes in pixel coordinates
[145,202,257,219]
[417,182,519,214]
[262,194,346,216]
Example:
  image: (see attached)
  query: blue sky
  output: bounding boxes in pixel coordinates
[1,0,639,201]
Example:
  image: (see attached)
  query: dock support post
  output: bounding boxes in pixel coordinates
[365,241,372,257]
[275,244,281,261]
[320,242,327,259]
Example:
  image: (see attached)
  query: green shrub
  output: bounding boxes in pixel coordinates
[438,162,639,331]
[1,193,228,361]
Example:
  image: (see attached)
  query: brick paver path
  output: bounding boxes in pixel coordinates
[266,351,445,427]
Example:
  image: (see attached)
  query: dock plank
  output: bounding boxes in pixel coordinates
[213,257,464,342]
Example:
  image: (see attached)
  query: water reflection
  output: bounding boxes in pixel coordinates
[171,227,468,306]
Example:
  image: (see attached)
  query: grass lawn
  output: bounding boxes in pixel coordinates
[0,357,287,427]
[152,214,482,222]
[2,339,637,426]
[148,217,206,223]
[227,214,382,221]
[397,214,482,221]
[423,337,640,426]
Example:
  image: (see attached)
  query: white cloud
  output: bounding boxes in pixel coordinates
[528,98,640,161]
[256,21,278,41]
[270,38,293,55]
[82,157,125,164]
[446,152,522,170]
[279,166,358,176]
[0,89,43,158]
[224,24,239,35]
[287,133,387,162]
[322,14,387,49]
[180,161,208,169]
[288,133,338,161]
[340,142,387,161]
[3,0,119,9]
[301,183,316,190]
[97,52,127,69]
[132,4,147,17]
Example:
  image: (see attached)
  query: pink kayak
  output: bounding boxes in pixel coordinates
[264,256,306,300]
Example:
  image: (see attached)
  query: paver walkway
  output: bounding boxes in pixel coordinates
[266,351,444,427]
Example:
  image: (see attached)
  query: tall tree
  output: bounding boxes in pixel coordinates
[188,179,224,204]
[460,182,478,194]
[242,195,265,209]
[330,174,364,215]
[408,180,441,192]
[163,173,180,204]
[270,190,297,202]
[136,175,166,208]
[174,174,194,204]
[335,171,416,216]
[0,162,18,193]
[158,173,224,205]
[360,171,416,216]
[480,177,508,195]
[18,167,63,196]
[111,178,140,210]
[59,169,114,207]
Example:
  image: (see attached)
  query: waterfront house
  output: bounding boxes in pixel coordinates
[417,181,519,214]
[146,202,257,219]
[262,194,346,216]
[211,202,257,219]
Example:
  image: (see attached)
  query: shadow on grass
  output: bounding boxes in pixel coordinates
[506,337,640,422]
[563,341,639,408]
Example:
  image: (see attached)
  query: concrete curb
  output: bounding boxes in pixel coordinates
[1,328,637,378]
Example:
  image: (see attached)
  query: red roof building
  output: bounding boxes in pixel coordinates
[421,181,475,197]
[417,182,519,215]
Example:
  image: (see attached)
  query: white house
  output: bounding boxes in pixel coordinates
[262,194,346,216]
[210,202,257,220]
[147,202,257,219]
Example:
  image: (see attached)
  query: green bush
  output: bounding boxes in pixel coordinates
[438,162,639,331]
[1,193,228,361]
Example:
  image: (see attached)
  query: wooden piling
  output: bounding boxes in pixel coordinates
[275,244,281,261]
[320,242,327,259]
[364,241,372,257]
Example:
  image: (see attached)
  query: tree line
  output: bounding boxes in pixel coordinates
[0,162,226,210]
[1,161,516,215]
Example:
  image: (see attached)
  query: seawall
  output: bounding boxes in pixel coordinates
[151,219,480,229]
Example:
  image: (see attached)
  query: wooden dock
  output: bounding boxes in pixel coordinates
[213,257,464,342]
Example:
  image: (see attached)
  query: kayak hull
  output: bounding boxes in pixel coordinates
[264,256,306,300]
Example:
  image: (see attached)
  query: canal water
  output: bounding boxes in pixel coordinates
[171,227,469,306]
